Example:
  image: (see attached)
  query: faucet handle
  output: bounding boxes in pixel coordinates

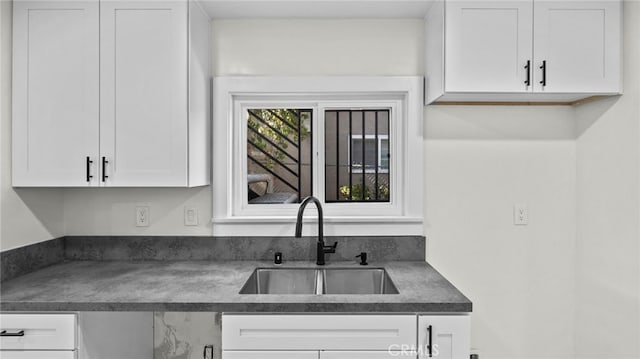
[324,241,338,253]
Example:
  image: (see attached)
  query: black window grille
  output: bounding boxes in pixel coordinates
[246,109,313,204]
[324,109,390,203]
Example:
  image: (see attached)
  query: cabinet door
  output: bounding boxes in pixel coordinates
[445,1,533,93]
[12,0,99,187]
[223,352,318,359]
[533,0,622,93]
[321,352,415,359]
[78,312,152,359]
[154,312,221,359]
[100,0,188,186]
[418,316,469,359]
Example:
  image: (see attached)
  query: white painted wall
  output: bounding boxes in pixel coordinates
[424,106,577,359]
[63,187,212,235]
[573,2,640,358]
[0,0,65,251]
[211,19,423,76]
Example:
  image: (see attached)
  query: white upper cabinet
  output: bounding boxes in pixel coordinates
[12,0,211,187]
[444,1,533,93]
[533,0,622,93]
[425,0,622,104]
[12,0,100,186]
[100,0,189,186]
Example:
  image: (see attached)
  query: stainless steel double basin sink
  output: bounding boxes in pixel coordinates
[239,268,399,295]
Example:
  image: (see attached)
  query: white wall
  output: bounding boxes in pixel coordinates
[211,19,423,76]
[573,2,640,358]
[424,106,577,359]
[0,0,65,251]
[63,187,212,235]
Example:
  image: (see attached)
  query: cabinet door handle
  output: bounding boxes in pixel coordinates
[86,156,93,182]
[539,60,547,87]
[1,330,25,337]
[102,157,109,182]
[524,60,531,86]
[427,324,433,357]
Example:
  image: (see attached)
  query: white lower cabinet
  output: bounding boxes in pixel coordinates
[321,351,415,359]
[222,315,416,351]
[223,351,318,359]
[0,313,77,358]
[0,313,152,359]
[222,314,425,359]
[223,314,469,359]
[1,312,470,359]
[418,315,470,359]
[0,351,76,359]
[224,352,414,359]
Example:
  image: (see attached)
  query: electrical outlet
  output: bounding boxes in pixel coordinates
[514,203,528,225]
[203,345,213,359]
[184,206,198,226]
[135,206,150,227]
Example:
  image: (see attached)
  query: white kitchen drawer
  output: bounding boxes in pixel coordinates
[0,314,76,350]
[321,352,416,359]
[222,315,416,351]
[223,351,318,359]
[0,351,76,359]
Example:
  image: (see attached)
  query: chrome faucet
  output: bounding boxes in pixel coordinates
[295,196,337,265]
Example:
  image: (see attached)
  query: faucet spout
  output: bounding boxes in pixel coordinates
[295,196,336,265]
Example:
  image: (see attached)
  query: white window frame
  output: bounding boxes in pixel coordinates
[212,77,424,236]
[349,134,390,174]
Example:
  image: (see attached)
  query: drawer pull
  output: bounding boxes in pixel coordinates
[1,330,25,337]
[426,325,433,358]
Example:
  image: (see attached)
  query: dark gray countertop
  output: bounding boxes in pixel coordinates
[0,260,472,312]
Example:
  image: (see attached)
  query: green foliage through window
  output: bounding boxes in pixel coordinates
[248,109,311,170]
[339,183,390,201]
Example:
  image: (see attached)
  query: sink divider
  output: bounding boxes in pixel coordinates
[315,270,324,295]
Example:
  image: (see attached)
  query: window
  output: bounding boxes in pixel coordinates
[246,108,313,204]
[212,77,424,236]
[325,110,390,203]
